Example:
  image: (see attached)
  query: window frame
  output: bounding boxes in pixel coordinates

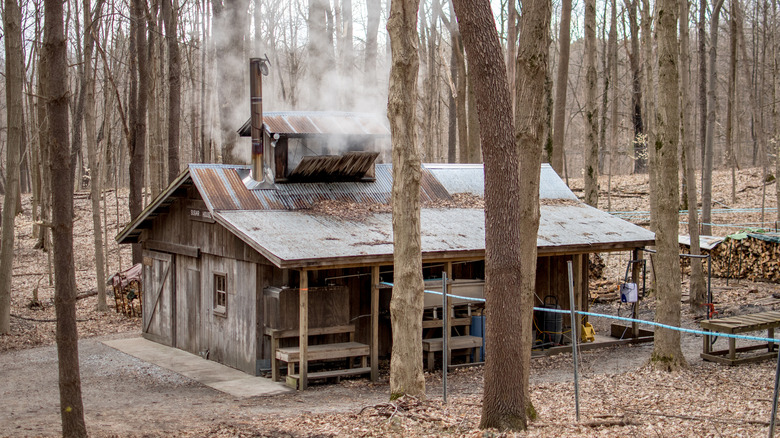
[213,272,227,316]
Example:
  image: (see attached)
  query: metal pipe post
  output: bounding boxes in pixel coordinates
[768,347,780,438]
[442,272,448,403]
[567,261,580,422]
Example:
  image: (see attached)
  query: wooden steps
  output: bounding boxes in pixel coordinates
[286,367,372,389]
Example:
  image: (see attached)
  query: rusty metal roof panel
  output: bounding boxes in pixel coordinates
[425,163,577,200]
[238,111,391,137]
[190,166,241,210]
[190,163,451,211]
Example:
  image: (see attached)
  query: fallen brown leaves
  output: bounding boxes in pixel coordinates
[0,189,138,353]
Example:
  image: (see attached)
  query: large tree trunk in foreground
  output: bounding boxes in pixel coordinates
[551,0,571,176]
[651,0,686,371]
[45,0,88,432]
[387,0,425,399]
[680,0,705,313]
[583,0,599,207]
[0,0,24,334]
[451,0,549,430]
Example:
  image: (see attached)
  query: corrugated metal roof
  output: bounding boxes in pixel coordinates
[118,162,655,267]
[215,203,655,268]
[426,163,577,200]
[238,111,391,137]
[189,163,451,211]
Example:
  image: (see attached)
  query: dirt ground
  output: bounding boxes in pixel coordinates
[2,168,780,437]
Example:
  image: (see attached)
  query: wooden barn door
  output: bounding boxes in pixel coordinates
[142,251,175,346]
[175,255,201,354]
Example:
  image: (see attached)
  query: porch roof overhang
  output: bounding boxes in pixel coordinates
[214,203,655,270]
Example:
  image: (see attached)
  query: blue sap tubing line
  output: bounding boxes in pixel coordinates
[379,281,779,344]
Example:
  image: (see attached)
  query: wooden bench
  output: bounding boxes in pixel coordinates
[700,311,780,366]
[421,316,482,370]
[265,324,370,385]
[422,335,482,370]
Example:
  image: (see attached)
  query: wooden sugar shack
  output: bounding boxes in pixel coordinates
[115,59,655,389]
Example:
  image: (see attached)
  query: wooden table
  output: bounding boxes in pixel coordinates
[700,311,780,365]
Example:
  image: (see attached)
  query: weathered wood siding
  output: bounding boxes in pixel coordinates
[142,251,174,346]
[142,187,269,265]
[138,190,267,375]
[535,254,589,330]
[174,255,201,354]
[199,253,258,374]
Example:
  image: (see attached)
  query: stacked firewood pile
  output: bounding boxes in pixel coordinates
[110,263,143,317]
[682,234,780,282]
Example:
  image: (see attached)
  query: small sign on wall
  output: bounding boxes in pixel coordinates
[143,257,152,267]
[189,209,215,223]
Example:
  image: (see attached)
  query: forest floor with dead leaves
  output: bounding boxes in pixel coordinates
[1,167,780,437]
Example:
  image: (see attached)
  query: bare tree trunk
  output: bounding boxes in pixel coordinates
[680,0,705,313]
[641,0,656,232]
[701,0,725,236]
[626,0,645,174]
[163,0,181,183]
[735,0,767,221]
[387,0,425,399]
[449,6,469,164]
[0,0,24,334]
[774,1,779,225]
[452,0,548,430]
[726,0,737,205]
[598,4,609,174]
[583,0,599,207]
[466,65,482,163]
[84,0,108,311]
[213,0,248,163]
[447,16,458,163]
[147,6,165,198]
[340,0,354,108]
[551,0,571,176]
[365,0,380,87]
[651,0,686,371]
[698,0,707,173]
[308,0,331,109]
[607,0,617,211]
[46,0,88,431]
[129,0,149,264]
[506,0,517,112]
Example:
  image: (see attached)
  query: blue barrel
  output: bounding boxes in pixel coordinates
[470,315,486,361]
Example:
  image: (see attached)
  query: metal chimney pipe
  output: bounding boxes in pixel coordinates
[249,58,264,181]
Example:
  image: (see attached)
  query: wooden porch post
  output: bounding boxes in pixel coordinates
[631,248,642,338]
[445,262,453,366]
[299,269,308,390]
[370,265,379,381]
[572,254,584,342]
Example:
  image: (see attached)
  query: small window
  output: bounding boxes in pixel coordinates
[214,273,227,315]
